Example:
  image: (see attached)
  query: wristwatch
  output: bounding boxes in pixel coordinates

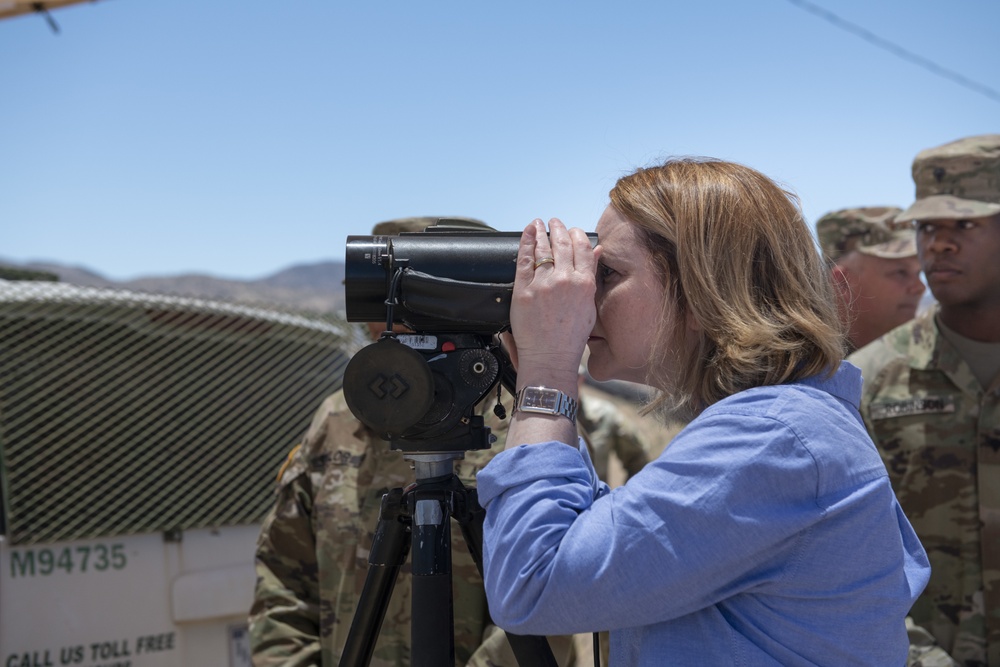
[513,386,579,422]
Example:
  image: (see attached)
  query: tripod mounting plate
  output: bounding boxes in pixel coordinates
[343,332,504,452]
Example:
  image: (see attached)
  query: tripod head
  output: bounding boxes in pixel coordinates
[342,330,512,454]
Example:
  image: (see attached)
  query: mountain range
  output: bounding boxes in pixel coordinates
[0,256,938,318]
[0,257,348,315]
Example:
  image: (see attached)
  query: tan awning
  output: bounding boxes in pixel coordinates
[0,0,103,21]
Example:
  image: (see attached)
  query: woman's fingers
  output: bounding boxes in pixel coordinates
[517,218,598,287]
[515,220,541,284]
[533,219,553,266]
[570,227,598,272]
[546,218,575,270]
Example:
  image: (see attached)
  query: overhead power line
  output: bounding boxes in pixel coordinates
[786,0,1000,104]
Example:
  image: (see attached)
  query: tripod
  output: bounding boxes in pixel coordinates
[337,451,559,667]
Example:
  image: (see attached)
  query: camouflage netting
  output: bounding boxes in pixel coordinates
[0,279,365,545]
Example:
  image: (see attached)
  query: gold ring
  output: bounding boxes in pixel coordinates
[533,257,555,269]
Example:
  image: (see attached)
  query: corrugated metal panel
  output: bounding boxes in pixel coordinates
[0,280,364,545]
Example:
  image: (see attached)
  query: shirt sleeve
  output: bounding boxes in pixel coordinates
[476,410,853,637]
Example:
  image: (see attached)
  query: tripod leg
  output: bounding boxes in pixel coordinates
[410,486,456,667]
[455,485,560,667]
[339,488,411,667]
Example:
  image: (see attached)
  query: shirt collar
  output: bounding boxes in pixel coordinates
[796,361,862,408]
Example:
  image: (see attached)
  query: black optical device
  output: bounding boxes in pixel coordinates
[342,223,597,452]
[345,228,526,332]
[338,221,598,667]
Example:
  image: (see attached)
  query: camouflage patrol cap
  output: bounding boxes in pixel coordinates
[370,216,494,235]
[896,134,1000,223]
[816,206,914,261]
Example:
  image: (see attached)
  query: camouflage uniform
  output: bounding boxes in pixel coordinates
[850,308,1000,665]
[849,135,1000,667]
[249,389,576,667]
[577,383,651,483]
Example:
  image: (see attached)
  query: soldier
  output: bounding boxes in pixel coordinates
[250,216,648,666]
[849,134,1000,666]
[816,206,925,352]
[578,383,650,484]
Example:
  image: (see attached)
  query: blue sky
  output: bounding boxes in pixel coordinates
[2,0,997,281]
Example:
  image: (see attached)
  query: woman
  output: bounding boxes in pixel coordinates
[477,158,929,665]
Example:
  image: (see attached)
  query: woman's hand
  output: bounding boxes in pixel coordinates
[506,218,599,392]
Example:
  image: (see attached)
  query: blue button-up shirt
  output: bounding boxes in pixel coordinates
[478,362,929,666]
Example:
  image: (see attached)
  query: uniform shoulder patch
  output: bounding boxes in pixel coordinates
[276,443,302,483]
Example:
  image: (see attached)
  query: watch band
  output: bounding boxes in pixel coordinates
[513,386,579,422]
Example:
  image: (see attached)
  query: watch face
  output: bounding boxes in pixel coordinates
[516,386,577,421]
[523,387,558,411]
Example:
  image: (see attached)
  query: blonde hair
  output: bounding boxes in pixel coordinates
[609,158,844,420]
